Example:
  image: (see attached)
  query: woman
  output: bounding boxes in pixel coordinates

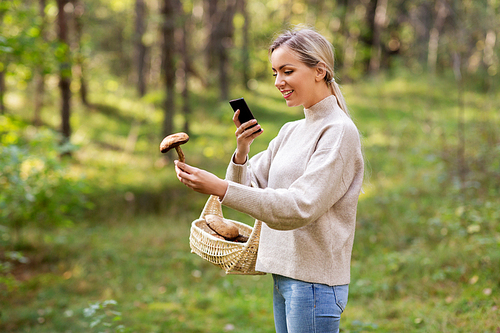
[175,28,364,333]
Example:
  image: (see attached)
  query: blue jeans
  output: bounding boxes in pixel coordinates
[272,274,349,333]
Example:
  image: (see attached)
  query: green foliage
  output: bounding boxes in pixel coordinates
[3,0,499,103]
[0,74,498,332]
[0,115,92,241]
[0,250,27,292]
[83,300,130,332]
[1,0,499,331]
[0,0,64,94]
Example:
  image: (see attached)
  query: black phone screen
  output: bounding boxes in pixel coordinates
[229,98,261,132]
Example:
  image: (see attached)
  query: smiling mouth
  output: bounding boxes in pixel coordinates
[281,90,293,98]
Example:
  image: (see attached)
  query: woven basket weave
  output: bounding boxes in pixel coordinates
[189,195,265,275]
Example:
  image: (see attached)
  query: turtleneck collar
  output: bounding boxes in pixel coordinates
[303,94,342,123]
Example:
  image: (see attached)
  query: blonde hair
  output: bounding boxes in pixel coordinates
[269,28,350,118]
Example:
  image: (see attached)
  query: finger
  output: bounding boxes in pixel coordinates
[180,174,195,188]
[241,124,262,139]
[241,119,258,131]
[183,178,194,188]
[175,160,195,174]
[235,120,258,137]
[175,163,194,183]
[233,110,241,127]
[179,168,195,183]
[175,167,182,182]
[249,126,263,138]
[235,125,246,137]
[174,162,184,181]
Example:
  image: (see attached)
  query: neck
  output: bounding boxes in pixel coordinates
[304,82,332,109]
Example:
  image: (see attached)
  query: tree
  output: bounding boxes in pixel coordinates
[427,0,449,74]
[161,0,178,140]
[34,0,47,126]
[205,0,237,100]
[181,13,192,134]
[134,0,148,97]
[0,68,4,115]
[71,0,90,106]
[369,0,388,74]
[205,0,218,71]
[239,0,250,89]
[0,4,8,115]
[216,0,237,100]
[57,0,72,144]
[341,0,360,80]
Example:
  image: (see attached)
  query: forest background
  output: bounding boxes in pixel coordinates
[1,0,499,332]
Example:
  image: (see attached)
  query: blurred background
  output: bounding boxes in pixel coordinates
[0,0,499,332]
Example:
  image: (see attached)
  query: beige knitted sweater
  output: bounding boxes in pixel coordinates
[221,95,364,286]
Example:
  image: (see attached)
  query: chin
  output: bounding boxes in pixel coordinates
[285,99,299,107]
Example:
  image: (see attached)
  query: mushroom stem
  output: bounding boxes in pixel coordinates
[175,146,185,162]
[159,132,189,160]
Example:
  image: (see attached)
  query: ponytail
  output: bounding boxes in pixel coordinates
[328,79,351,118]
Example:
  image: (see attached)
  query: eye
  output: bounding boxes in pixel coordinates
[284,70,293,75]
[272,72,277,77]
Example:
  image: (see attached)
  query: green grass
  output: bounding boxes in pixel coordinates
[2,216,275,332]
[1,71,499,332]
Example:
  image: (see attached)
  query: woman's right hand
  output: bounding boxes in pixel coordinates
[233,109,263,164]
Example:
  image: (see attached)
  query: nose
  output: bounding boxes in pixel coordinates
[274,73,284,88]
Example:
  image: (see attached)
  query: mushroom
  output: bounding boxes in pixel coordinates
[160,132,189,162]
[204,214,240,240]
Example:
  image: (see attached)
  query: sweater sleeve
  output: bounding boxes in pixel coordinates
[221,123,362,230]
[224,150,271,189]
[224,123,292,188]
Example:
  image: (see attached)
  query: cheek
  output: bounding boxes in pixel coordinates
[290,77,306,92]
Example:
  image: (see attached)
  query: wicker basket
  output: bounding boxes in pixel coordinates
[189,195,265,275]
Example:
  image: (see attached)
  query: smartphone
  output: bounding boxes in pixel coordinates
[229,97,261,133]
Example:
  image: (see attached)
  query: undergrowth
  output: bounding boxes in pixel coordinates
[1,72,499,332]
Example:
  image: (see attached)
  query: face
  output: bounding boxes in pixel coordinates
[271,46,325,109]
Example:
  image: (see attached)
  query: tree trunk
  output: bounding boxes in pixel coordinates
[0,10,6,114]
[338,0,349,30]
[369,0,388,74]
[205,0,218,72]
[411,3,433,65]
[427,0,449,74]
[218,38,229,100]
[57,0,72,145]
[0,68,5,115]
[135,0,148,97]
[217,0,237,100]
[34,0,46,126]
[453,52,466,218]
[205,0,237,99]
[161,0,177,140]
[181,15,191,135]
[342,0,358,80]
[34,71,44,125]
[72,0,89,106]
[240,0,250,89]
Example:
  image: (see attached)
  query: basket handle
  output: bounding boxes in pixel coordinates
[199,195,224,219]
[199,181,260,222]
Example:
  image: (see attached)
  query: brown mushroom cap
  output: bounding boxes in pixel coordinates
[160,132,189,153]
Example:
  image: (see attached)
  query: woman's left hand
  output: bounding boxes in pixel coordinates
[175,161,228,199]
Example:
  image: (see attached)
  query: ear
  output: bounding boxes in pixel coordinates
[315,62,327,82]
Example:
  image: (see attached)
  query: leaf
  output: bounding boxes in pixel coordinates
[103,299,117,306]
[90,318,102,328]
[0,46,14,53]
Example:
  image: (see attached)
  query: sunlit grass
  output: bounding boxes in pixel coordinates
[1,214,275,332]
